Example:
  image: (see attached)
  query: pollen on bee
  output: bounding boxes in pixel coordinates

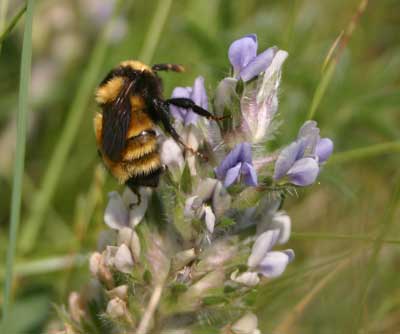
[120,60,151,72]
[95,77,125,104]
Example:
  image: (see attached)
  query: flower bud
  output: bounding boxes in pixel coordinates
[230,270,260,287]
[231,312,261,334]
[114,244,134,274]
[89,252,102,277]
[160,138,184,181]
[106,285,129,301]
[171,248,196,272]
[117,227,141,261]
[106,297,127,319]
[68,292,85,323]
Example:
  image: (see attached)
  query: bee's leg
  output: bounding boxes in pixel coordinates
[154,99,208,161]
[152,64,185,73]
[124,182,142,206]
[165,98,228,121]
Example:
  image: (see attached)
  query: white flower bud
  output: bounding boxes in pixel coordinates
[89,252,102,277]
[117,227,141,261]
[68,292,85,323]
[106,297,127,319]
[204,206,215,233]
[106,285,129,301]
[160,138,184,181]
[103,246,118,267]
[231,312,261,334]
[114,244,134,274]
[230,270,260,287]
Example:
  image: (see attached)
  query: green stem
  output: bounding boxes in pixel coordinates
[291,232,400,244]
[2,0,35,320]
[0,3,27,46]
[328,141,400,164]
[307,61,336,120]
[138,0,173,63]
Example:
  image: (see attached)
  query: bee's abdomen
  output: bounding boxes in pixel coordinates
[123,131,160,175]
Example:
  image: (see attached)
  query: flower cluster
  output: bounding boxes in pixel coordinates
[59,34,333,333]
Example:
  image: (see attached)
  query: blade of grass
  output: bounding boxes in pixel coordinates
[292,232,400,245]
[274,255,354,333]
[0,0,10,54]
[328,141,400,164]
[0,3,27,47]
[353,174,400,331]
[307,0,368,120]
[0,254,87,279]
[138,0,173,63]
[2,0,35,320]
[18,2,123,253]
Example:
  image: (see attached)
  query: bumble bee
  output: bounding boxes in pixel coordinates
[94,60,221,190]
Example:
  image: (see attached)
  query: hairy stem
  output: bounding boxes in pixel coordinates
[136,284,164,334]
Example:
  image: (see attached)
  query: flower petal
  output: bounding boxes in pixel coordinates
[258,251,291,278]
[204,205,215,233]
[170,86,191,122]
[215,77,238,115]
[104,192,129,229]
[240,46,277,82]
[215,144,244,180]
[224,163,242,187]
[125,187,150,227]
[239,142,253,163]
[297,120,320,155]
[271,211,291,244]
[316,137,334,163]
[228,34,258,76]
[160,138,184,179]
[114,244,134,274]
[191,76,208,110]
[283,249,295,262]
[287,157,319,186]
[247,230,280,268]
[241,162,258,186]
[273,141,304,180]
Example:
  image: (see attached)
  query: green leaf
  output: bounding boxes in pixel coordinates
[143,269,152,285]
[202,295,227,306]
[180,162,192,194]
[218,216,236,229]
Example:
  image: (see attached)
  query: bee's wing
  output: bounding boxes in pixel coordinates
[102,80,133,161]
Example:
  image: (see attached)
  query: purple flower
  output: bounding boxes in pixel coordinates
[215,143,257,188]
[247,230,294,278]
[170,76,208,126]
[229,34,277,82]
[273,121,334,186]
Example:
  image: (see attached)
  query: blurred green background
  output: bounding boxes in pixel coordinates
[1,0,400,333]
